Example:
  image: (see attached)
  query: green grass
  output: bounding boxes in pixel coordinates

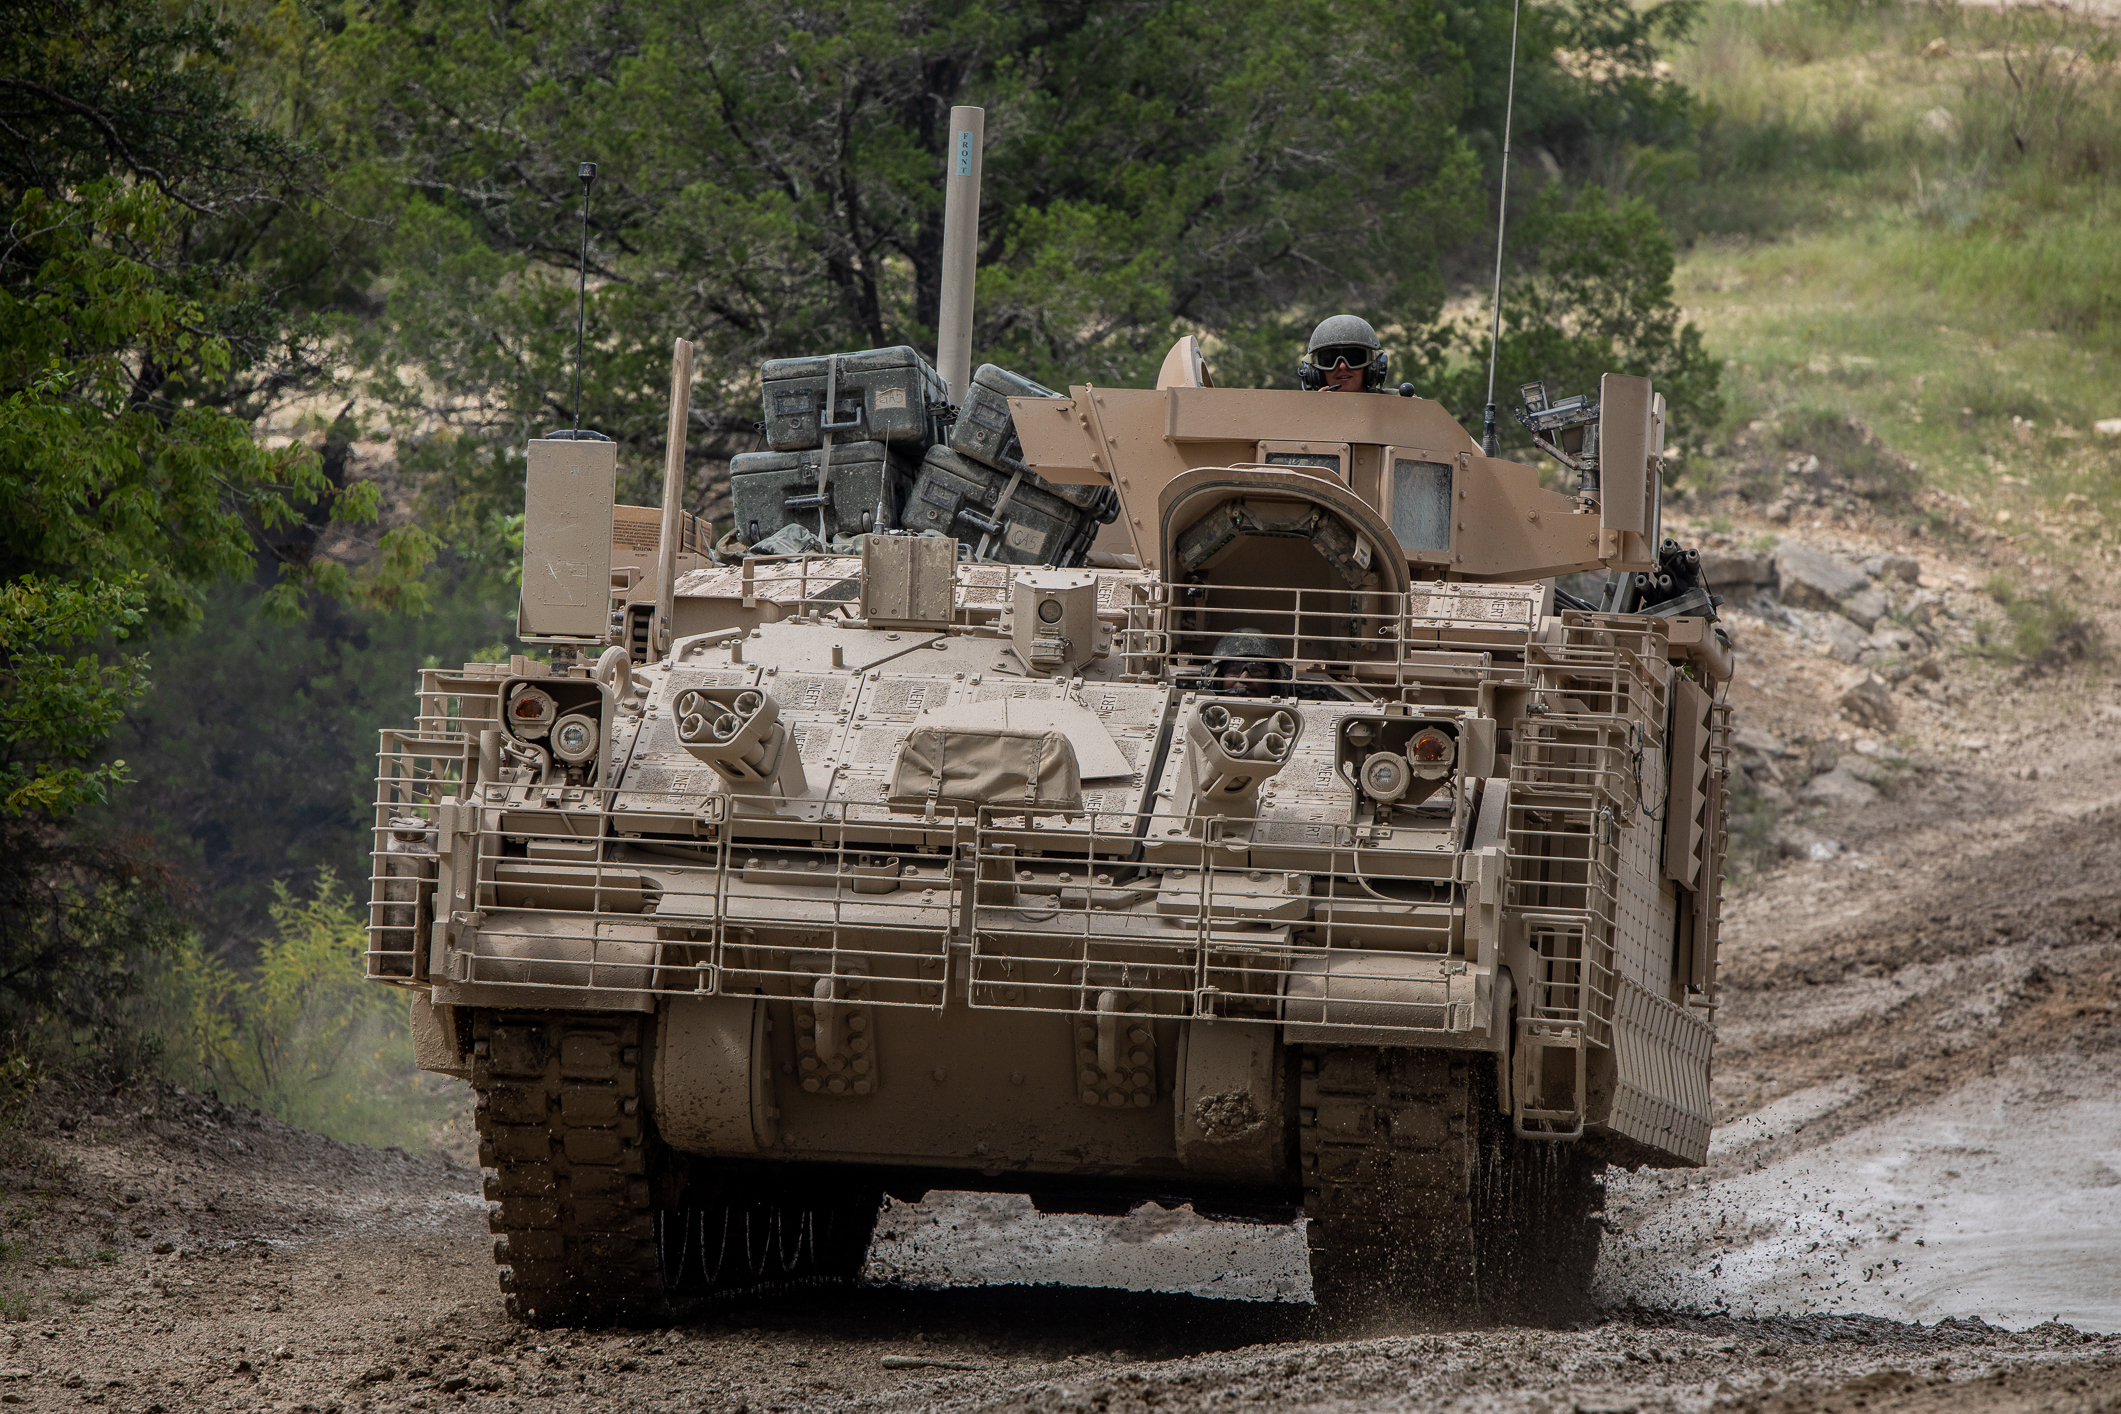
[1976,572,2108,669]
[1660,0,2121,563]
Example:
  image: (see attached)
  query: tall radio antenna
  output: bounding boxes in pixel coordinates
[1481,0,1524,458]
[572,160,597,435]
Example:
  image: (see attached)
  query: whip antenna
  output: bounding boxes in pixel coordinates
[1481,0,1524,458]
[572,160,597,435]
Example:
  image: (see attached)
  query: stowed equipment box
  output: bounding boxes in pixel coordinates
[729,440,917,544]
[760,346,945,452]
[905,444,1115,567]
[948,362,1060,473]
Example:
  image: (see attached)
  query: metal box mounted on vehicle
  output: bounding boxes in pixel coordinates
[728,440,917,544]
[904,444,1111,567]
[760,346,946,452]
[947,362,1060,472]
[518,437,617,641]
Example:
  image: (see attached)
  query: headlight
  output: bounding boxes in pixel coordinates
[1360,752,1412,803]
[506,684,557,739]
[550,713,599,763]
[1408,727,1456,779]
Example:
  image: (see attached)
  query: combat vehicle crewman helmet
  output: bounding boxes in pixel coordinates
[1207,629,1292,697]
[1299,314,1388,393]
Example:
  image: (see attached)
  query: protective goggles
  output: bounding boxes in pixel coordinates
[1308,345,1375,370]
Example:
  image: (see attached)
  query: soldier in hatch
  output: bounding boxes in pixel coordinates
[1298,314,1389,393]
[1207,630,1292,698]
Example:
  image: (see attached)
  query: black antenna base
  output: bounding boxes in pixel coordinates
[1481,403,1500,457]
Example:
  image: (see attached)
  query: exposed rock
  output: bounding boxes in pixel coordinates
[1775,542,1871,611]
[1869,623,1919,655]
[1701,550,1773,588]
[1861,554,1921,583]
[1842,754,1894,786]
[1840,587,1890,631]
[1816,613,1869,664]
[1838,673,1899,731]
[1774,823,1842,858]
[1800,767,1881,807]
[1731,726,1788,757]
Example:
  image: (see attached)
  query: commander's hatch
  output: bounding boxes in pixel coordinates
[1156,466,1410,673]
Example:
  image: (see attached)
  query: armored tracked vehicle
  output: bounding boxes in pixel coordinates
[368,114,1733,1325]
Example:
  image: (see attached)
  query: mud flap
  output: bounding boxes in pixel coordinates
[1173,1019,1280,1181]
[1513,1016,1588,1140]
[653,995,761,1155]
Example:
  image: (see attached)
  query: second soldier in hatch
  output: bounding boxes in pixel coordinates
[1206,630,1292,698]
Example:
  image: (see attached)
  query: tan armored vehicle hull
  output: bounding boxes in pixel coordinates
[370,354,1731,1323]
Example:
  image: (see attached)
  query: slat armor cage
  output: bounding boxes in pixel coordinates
[368,577,1715,1158]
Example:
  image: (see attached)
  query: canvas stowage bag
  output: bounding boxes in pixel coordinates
[888,726,1084,814]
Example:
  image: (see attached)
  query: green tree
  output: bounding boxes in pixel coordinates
[1415,185,1722,456]
[336,0,1485,523]
[99,578,518,953]
[0,0,434,1042]
[0,574,186,1034]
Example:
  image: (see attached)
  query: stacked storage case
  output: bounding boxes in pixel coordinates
[728,440,917,544]
[760,346,945,452]
[909,363,1118,567]
[946,363,1056,469]
[905,444,1111,566]
[738,353,1117,566]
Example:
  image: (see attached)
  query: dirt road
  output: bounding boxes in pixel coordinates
[1,511,2116,1412]
[0,1097,2113,1413]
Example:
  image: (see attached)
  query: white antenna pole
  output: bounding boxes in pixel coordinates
[572,162,596,434]
[935,106,985,405]
[653,337,693,657]
[1481,0,1524,458]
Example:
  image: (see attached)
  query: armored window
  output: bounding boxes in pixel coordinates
[1264,451,1343,477]
[1389,459,1453,553]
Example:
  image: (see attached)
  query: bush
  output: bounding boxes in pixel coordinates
[1415,185,1724,456]
[1977,575,2106,673]
[169,874,462,1149]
